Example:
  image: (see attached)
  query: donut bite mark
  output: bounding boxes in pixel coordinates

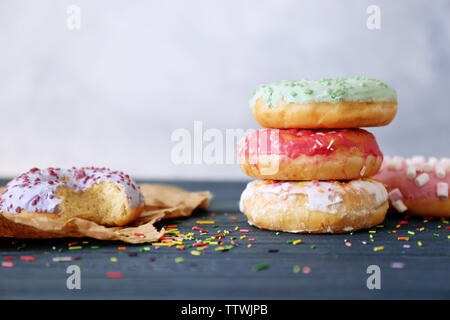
[0,167,145,227]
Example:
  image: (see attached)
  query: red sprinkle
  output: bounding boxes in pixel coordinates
[2,262,14,268]
[4,256,13,261]
[193,243,207,247]
[399,221,408,225]
[106,272,123,278]
[192,226,207,233]
[20,256,36,261]
[240,229,250,233]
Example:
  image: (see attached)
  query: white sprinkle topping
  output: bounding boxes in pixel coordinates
[436,182,448,200]
[435,165,446,178]
[415,173,430,187]
[423,162,433,172]
[406,165,416,179]
[428,157,438,166]
[392,199,408,213]
[386,159,402,170]
[315,139,323,147]
[388,188,403,201]
[411,155,426,163]
[327,139,334,150]
[360,165,366,176]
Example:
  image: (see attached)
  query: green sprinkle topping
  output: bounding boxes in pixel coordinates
[249,77,396,107]
[252,263,269,272]
[175,257,184,263]
[293,265,301,274]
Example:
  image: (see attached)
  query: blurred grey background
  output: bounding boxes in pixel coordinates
[0,0,448,180]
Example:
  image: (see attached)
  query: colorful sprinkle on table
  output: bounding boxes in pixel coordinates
[302,266,311,274]
[20,256,36,261]
[175,257,184,263]
[391,262,405,269]
[53,257,72,262]
[252,263,269,272]
[196,221,215,225]
[2,262,14,268]
[106,272,123,279]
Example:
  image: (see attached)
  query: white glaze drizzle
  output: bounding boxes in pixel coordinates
[0,167,144,214]
[240,179,387,214]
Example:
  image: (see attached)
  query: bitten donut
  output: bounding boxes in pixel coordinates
[0,167,145,227]
[239,179,388,233]
[237,128,383,180]
[250,77,397,129]
[373,156,450,217]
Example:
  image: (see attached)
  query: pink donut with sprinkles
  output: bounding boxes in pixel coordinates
[0,167,145,226]
[373,156,450,217]
[237,128,383,181]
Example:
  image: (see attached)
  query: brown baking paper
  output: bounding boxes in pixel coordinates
[0,184,212,244]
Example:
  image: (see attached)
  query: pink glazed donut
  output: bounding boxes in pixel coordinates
[373,156,450,217]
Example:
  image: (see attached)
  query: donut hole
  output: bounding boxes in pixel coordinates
[55,181,130,226]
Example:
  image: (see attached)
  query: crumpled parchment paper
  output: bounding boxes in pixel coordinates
[0,184,212,244]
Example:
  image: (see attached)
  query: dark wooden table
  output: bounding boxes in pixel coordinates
[0,180,449,299]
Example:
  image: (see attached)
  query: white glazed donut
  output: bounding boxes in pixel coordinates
[239,179,389,233]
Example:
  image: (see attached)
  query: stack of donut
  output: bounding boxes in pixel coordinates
[238,77,398,233]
